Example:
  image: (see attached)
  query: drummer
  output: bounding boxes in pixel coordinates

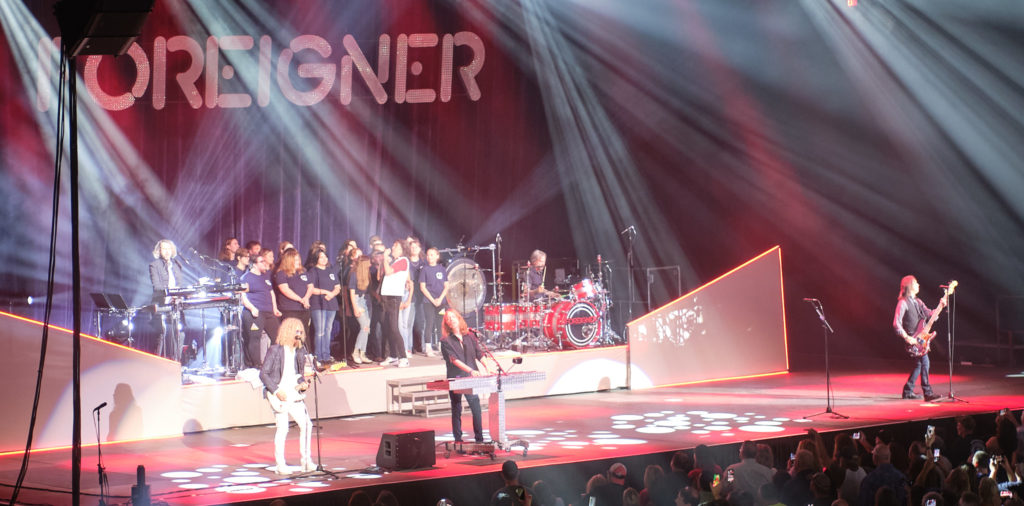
[527,250,555,302]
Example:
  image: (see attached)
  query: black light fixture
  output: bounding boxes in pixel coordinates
[54,0,155,57]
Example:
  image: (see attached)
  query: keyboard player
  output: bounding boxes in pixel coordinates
[149,239,185,361]
[440,309,493,444]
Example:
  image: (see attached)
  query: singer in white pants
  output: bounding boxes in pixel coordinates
[273,400,312,473]
[260,318,315,474]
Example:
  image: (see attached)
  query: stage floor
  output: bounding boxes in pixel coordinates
[3,361,1023,505]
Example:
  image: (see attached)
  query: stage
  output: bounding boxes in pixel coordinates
[3,361,1022,506]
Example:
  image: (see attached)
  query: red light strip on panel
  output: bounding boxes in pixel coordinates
[0,310,179,363]
[653,370,789,389]
[777,248,790,370]
[0,434,181,457]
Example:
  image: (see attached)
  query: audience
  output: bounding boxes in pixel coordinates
[726,441,774,500]
[492,460,533,506]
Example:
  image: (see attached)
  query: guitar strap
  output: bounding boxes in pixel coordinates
[914,298,929,322]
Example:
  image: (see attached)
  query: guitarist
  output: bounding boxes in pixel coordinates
[259,318,314,474]
[892,275,945,402]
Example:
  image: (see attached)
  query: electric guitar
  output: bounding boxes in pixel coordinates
[907,280,958,357]
[267,375,308,413]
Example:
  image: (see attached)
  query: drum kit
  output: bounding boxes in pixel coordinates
[440,236,616,352]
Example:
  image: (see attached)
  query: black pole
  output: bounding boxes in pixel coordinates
[69,52,82,506]
[803,300,848,420]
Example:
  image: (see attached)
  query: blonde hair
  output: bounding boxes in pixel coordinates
[276,318,305,347]
[152,239,177,259]
[277,249,305,276]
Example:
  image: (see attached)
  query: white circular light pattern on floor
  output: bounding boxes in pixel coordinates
[223,476,270,485]
[158,407,803,496]
[739,425,786,432]
[636,426,675,434]
[178,483,210,489]
[161,459,355,494]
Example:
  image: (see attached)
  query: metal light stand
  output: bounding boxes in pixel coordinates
[622,227,637,333]
[803,300,848,419]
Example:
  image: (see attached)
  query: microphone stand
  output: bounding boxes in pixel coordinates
[93,405,109,506]
[306,357,338,479]
[803,300,848,419]
[936,290,967,403]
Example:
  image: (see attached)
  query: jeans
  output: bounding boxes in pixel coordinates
[399,290,414,353]
[449,391,484,442]
[353,294,370,352]
[367,298,384,360]
[421,300,444,349]
[311,309,336,362]
[904,353,934,396]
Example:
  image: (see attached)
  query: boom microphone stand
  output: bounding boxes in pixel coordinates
[306,358,339,479]
[93,402,109,506]
[803,299,848,419]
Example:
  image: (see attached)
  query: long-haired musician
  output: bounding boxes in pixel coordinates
[440,309,493,443]
[893,275,945,402]
[259,317,314,475]
[149,239,184,361]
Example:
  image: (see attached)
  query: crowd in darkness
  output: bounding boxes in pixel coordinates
[284,409,1022,506]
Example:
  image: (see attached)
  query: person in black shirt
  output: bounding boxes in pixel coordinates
[440,309,493,443]
[149,239,185,361]
[526,250,554,301]
[892,275,945,401]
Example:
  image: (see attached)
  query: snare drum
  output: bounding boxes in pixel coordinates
[542,300,601,348]
[571,278,598,300]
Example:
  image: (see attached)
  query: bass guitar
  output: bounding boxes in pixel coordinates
[907,280,958,357]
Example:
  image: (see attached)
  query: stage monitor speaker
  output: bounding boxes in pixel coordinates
[375,430,435,470]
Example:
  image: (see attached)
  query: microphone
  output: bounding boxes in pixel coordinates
[496,233,501,243]
[802,298,819,302]
[93,402,107,412]
[597,254,602,264]
[619,226,632,235]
